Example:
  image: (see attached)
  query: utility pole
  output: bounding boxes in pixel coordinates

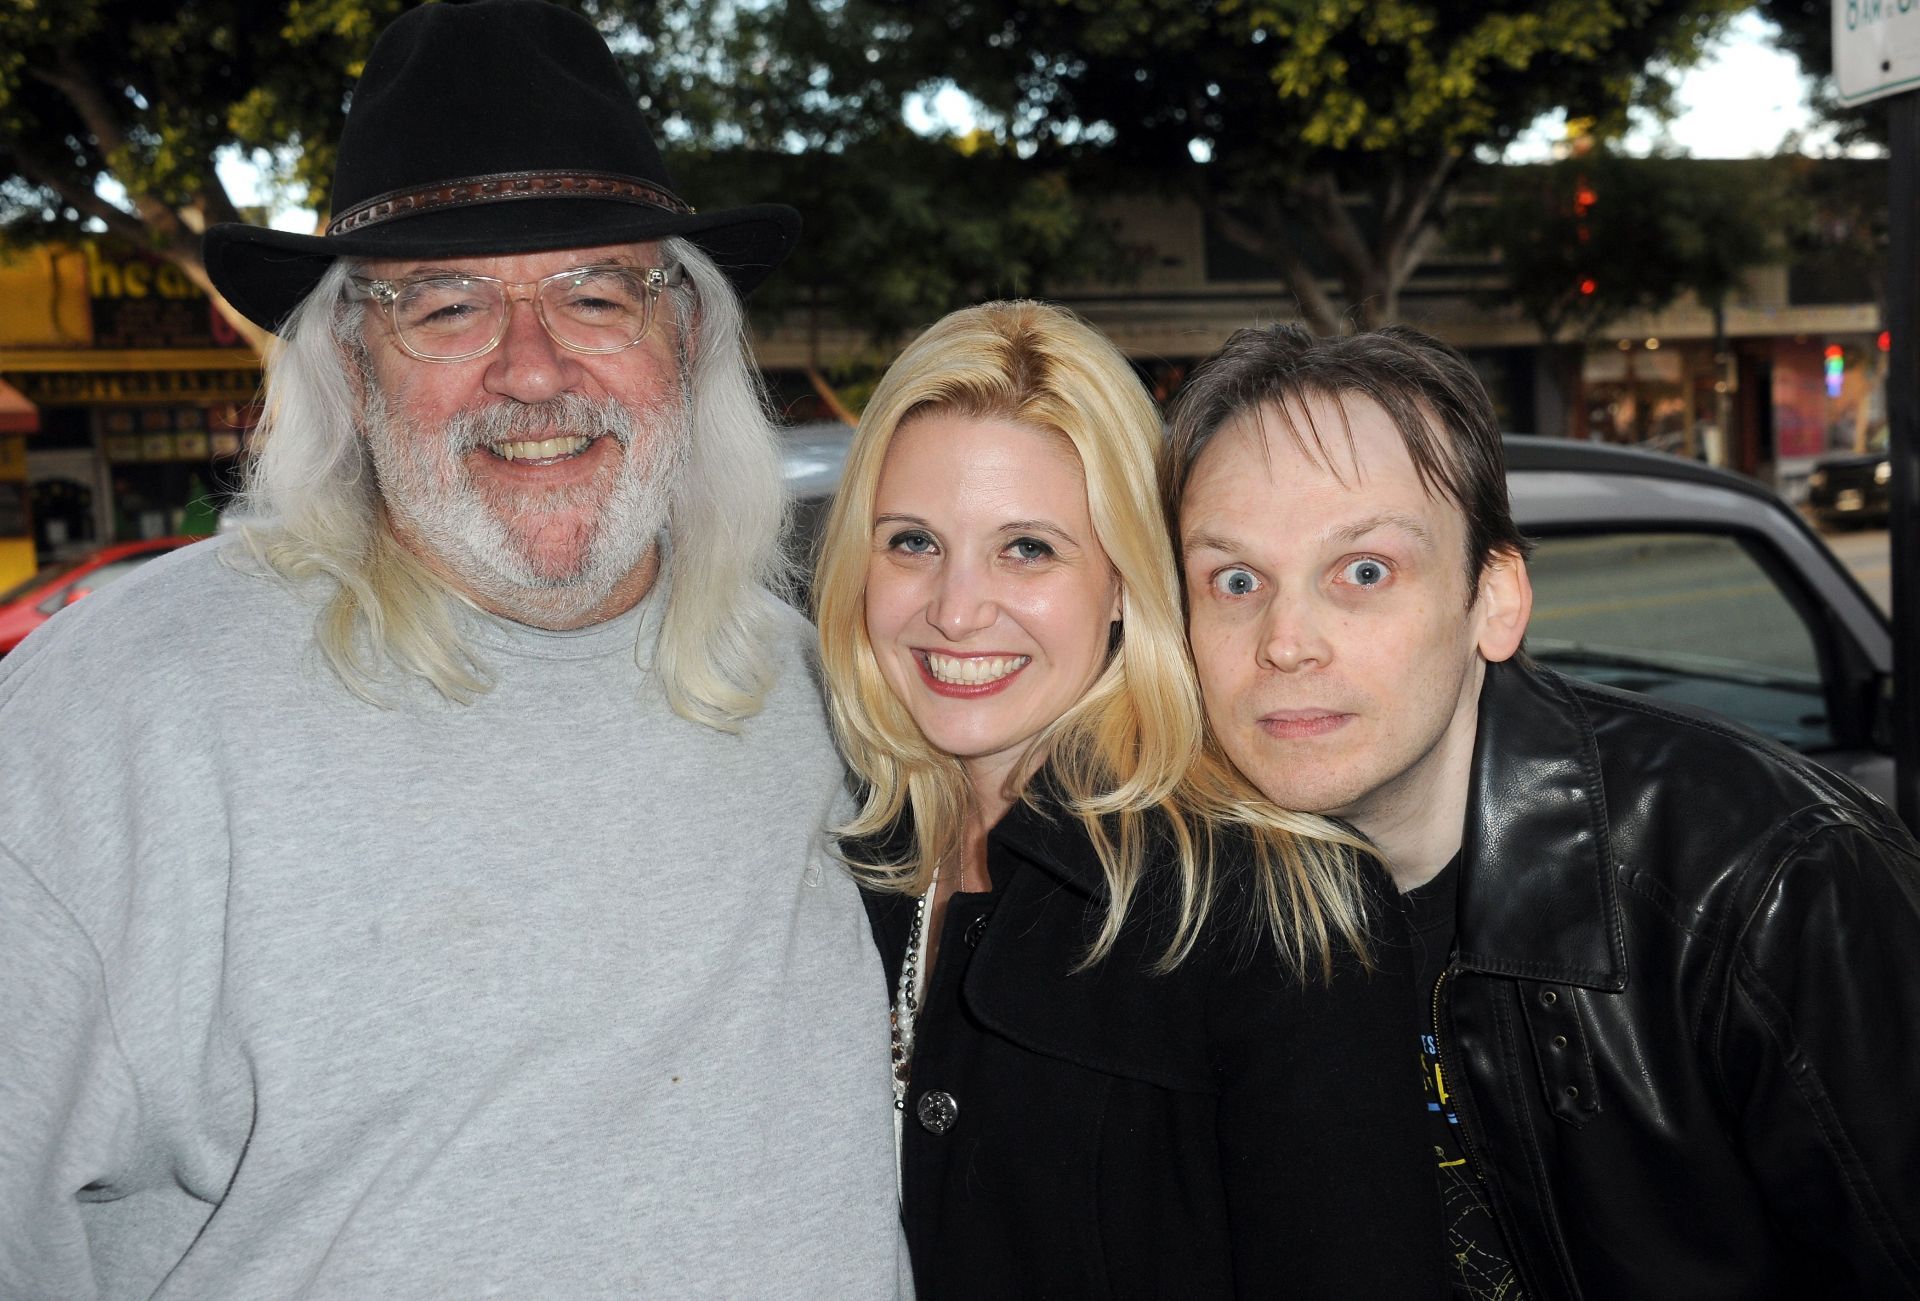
[1834,1,1920,830]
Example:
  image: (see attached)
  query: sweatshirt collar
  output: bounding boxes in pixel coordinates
[461,535,669,664]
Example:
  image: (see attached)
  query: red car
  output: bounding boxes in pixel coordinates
[0,537,197,654]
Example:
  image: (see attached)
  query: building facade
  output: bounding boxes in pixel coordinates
[0,162,1888,591]
[0,243,258,589]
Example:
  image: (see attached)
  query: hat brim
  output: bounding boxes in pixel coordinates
[204,198,800,334]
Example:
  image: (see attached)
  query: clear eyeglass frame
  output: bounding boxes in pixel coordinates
[345,262,688,363]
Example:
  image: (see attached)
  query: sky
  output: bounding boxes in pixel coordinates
[229,8,1841,232]
[1520,9,1835,160]
[900,9,1837,161]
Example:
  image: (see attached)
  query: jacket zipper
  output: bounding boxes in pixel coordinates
[1435,968,1572,1300]
[1431,965,1491,1187]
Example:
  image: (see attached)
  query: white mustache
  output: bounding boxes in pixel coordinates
[441,395,640,454]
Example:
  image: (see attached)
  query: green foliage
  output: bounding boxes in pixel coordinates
[0,0,1119,345]
[672,131,1134,342]
[0,0,1769,348]
[610,0,1139,340]
[830,0,1749,331]
[0,0,405,255]
[858,0,1746,177]
[1458,151,1801,344]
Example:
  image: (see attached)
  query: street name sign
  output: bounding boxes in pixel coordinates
[1834,0,1920,106]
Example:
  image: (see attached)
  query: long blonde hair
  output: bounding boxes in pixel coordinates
[230,238,791,732]
[814,301,1372,977]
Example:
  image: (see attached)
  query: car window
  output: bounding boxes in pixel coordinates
[32,555,164,616]
[1525,531,1835,752]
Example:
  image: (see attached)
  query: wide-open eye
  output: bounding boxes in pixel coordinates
[1210,567,1262,597]
[887,529,937,555]
[1340,557,1390,587]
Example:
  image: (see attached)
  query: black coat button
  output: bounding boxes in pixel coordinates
[917,1090,959,1135]
[964,914,989,949]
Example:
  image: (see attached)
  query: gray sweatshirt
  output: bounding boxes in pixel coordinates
[0,537,902,1299]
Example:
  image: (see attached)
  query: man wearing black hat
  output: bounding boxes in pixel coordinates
[0,3,904,1296]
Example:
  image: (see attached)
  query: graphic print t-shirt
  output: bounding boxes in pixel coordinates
[1405,858,1527,1301]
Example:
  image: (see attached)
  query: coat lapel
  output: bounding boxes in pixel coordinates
[1457,660,1628,993]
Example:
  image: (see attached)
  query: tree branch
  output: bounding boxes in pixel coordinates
[31,58,190,243]
[1376,150,1458,295]
[803,364,859,425]
[1392,219,1445,299]
[1211,199,1344,336]
[10,145,151,247]
[1292,173,1373,294]
[190,161,248,231]
[13,144,269,355]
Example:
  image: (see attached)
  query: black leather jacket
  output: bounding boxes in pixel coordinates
[1440,659,1920,1300]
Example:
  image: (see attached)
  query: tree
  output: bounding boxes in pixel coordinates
[677,133,1132,415]
[1460,151,1799,440]
[1468,153,1797,340]
[654,0,1132,405]
[0,0,420,351]
[827,0,1749,334]
[0,0,1124,364]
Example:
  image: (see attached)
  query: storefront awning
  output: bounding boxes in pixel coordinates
[0,377,37,434]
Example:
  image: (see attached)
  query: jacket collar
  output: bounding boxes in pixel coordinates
[1457,659,1628,992]
[988,779,1109,900]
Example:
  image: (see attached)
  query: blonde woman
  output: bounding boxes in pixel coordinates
[814,301,1444,1300]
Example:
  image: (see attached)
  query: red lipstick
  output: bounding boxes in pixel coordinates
[913,651,1030,699]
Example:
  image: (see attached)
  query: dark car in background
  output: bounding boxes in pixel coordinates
[782,426,1899,816]
[1805,445,1892,528]
[0,537,197,654]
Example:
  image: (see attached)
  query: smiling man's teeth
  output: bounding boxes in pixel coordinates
[494,435,591,462]
[926,652,1031,685]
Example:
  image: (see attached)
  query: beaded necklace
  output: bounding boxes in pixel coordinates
[890,869,935,1113]
[889,869,938,1178]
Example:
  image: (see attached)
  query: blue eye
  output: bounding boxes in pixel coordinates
[889,530,936,555]
[1212,567,1261,597]
[1007,537,1054,562]
[1342,558,1390,587]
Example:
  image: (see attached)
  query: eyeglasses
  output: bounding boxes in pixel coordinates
[346,263,687,363]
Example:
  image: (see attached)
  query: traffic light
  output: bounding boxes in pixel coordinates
[1574,175,1597,296]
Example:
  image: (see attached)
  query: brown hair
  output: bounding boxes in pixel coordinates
[1163,324,1530,595]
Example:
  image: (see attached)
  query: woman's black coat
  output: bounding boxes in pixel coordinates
[863,793,1446,1300]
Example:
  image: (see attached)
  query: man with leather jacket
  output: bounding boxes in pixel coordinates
[1164,322,1920,1300]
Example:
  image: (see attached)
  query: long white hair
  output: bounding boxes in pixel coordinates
[231,237,792,731]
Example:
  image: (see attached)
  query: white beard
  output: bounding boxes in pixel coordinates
[361,384,691,627]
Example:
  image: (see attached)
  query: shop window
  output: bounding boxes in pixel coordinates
[32,478,96,551]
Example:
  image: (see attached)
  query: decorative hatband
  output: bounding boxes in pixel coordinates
[327,170,694,236]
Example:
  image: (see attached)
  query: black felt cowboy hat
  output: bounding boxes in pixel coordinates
[203,0,799,333]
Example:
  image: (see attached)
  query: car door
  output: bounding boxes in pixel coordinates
[1505,439,1895,814]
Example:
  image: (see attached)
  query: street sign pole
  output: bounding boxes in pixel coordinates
[1890,93,1919,830]
[1835,0,1920,828]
